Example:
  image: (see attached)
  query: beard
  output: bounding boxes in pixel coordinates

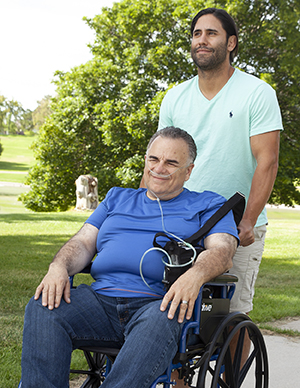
[191,41,228,71]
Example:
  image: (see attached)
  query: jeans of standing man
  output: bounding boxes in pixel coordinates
[21,284,184,388]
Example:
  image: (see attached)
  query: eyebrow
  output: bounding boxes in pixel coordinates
[148,155,180,165]
[193,28,219,35]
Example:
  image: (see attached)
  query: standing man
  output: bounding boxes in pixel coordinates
[158,8,282,325]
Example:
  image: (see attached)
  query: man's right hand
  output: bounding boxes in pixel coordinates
[34,262,70,310]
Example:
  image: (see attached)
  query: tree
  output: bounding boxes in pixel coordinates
[32,96,52,132]
[0,95,34,135]
[21,0,300,211]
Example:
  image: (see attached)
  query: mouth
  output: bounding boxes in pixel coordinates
[196,48,212,54]
[149,170,170,180]
[151,175,169,182]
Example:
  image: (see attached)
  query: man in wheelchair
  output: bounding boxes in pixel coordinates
[20,127,239,388]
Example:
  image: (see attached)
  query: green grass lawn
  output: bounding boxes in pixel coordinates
[0,135,36,183]
[250,207,300,330]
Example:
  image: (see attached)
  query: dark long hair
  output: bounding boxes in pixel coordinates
[191,8,238,64]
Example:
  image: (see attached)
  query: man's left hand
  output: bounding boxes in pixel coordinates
[160,269,201,323]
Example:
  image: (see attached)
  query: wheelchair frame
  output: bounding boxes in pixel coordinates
[69,273,268,388]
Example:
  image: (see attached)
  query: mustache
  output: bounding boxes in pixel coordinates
[148,167,173,179]
[193,46,214,54]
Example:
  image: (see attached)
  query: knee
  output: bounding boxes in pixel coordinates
[141,304,184,343]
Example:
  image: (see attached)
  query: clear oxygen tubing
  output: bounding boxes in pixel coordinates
[139,177,197,294]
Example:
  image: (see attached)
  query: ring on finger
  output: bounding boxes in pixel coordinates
[181,300,188,305]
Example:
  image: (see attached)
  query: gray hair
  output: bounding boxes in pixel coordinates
[146,127,197,163]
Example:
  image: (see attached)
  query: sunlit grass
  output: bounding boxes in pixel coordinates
[0,135,36,183]
[250,208,300,323]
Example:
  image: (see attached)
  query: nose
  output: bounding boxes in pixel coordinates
[198,34,208,46]
[193,31,208,47]
[153,160,167,174]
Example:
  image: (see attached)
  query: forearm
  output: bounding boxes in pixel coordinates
[244,130,280,227]
[192,233,237,284]
[242,158,278,227]
[35,223,98,309]
[51,231,95,276]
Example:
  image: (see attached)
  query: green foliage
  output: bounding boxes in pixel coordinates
[0,96,34,135]
[32,95,52,132]
[0,140,3,157]
[230,0,300,206]
[22,0,300,211]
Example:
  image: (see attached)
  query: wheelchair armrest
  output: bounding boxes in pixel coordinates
[69,263,93,288]
[208,273,238,284]
[80,262,93,274]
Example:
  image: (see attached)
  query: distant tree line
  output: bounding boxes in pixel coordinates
[21,0,300,211]
[0,95,52,136]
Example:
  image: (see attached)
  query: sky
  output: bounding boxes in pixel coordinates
[0,0,117,111]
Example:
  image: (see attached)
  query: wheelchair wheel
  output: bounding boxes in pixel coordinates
[197,312,268,388]
[71,351,107,388]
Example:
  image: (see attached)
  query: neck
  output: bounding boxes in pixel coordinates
[198,65,234,100]
[146,186,184,201]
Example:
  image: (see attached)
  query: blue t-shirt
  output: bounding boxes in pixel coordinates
[85,187,239,298]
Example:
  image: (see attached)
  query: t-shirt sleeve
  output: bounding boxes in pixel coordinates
[85,188,114,229]
[158,91,174,129]
[249,83,283,137]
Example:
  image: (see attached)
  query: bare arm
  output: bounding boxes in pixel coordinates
[34,223,98,310]
[238,130,280,246]
[160,233,238,322]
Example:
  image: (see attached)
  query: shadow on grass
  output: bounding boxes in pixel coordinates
[0,191,27,197]
[1,233,73,252]
[0,212,90,223]
[0,160,29,171]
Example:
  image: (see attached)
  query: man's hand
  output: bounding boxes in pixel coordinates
[160,233,237,323]
[237,218,255,246]
[34,223,98,310]
[160,268,202,323]
[34,262,70,310]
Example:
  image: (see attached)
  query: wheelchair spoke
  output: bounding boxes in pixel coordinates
[233,327,246,377]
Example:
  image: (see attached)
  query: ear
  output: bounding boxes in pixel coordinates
[227,35,237,53]
[185,163,194,181]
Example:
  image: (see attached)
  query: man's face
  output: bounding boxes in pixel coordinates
[143,136,194,200]
[191,14,233,71]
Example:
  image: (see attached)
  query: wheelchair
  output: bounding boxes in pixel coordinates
[69,271,268,388]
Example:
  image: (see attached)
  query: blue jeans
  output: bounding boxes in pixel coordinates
[21,284,184,388]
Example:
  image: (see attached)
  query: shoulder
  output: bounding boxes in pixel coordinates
[104,186,143,204]
[164,76,198,98]
[178,189,226,210]
[233,69,275,94]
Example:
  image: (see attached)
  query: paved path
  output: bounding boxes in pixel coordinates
[263,332,300,388]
